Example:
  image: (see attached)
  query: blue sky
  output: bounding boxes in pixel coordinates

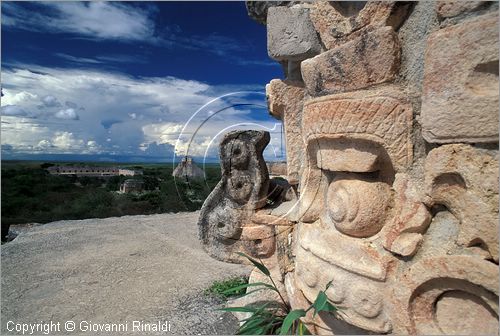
[1,1,285,162]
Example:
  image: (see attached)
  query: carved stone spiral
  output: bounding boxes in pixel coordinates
[327,178,391,237]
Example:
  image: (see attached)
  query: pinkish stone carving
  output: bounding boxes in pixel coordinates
[200,1,500,334]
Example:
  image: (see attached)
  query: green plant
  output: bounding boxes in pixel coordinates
[221,253,337,335]
[206,276,249,299]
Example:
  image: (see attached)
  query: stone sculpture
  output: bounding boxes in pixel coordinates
[198,1,499,334]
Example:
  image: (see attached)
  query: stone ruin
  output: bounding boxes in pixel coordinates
[172,156,205,180]
[198,1,499,334]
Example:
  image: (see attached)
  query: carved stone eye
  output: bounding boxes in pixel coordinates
[226,171,253,205]
[226,139,249,169]
[326,178,390,237]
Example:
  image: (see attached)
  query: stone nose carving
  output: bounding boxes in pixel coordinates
[198,130,274,263]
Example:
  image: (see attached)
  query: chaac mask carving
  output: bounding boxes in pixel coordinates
[200,1,499,335]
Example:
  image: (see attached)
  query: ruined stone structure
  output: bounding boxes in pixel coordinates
[47,166,142,177]
[172,156,205,180]
[199,2,499,334]
[119,179,144,194]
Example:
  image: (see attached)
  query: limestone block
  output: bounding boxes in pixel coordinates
[309,1,410,50]
[275,225,294,275]
[380,174,432,257]
[266,79,305,184]
[315,137,382,173]
[301,88,413,170]
[251,211,292,226]
[295,222,393,333]
[198,130,272,263]
[245,1,295,25]
[391,255,499,334]
[301,27,401,96]
[298,88,412,223]
[424,144,499,262]
[436,1,485,19]
[241,225,276,259]
[421,13,499,143]
[266,6,321,61]
[284,273,318,333]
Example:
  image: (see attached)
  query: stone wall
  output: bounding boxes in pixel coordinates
[199,1,499,334]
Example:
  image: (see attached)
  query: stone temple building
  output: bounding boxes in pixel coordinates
[172,157,205,180]
[198,2,499,335]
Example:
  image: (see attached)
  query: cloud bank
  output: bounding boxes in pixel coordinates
[1,65,284,161]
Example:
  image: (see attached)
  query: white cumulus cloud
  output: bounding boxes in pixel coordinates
[1,64,282,160]
[55,108,79,120]
[42,95,62,107]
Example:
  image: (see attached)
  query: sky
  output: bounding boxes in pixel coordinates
[1,1,286,163]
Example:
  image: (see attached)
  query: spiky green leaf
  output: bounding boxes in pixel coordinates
[222,282,277,295]
[279,309,306,335]
[312,291,328,317]
[236,252,271,276]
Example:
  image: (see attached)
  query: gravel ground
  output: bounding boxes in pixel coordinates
[1,212,251,335]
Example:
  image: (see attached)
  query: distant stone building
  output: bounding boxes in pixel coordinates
[118,169,142,176]
[119,179,144,193]
[172,157,204,180]
[47,166,142,177]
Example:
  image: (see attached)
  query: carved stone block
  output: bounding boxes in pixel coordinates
[301,88,413,170]
[424,144,499,262]
[266,79,305,184]
[309,1,410,50]
[391,256,499,334]
[421,13,499,143]
[267,6,321,61]
[198,130,272,263]
[301,27,401,96]
[436,1,486,19]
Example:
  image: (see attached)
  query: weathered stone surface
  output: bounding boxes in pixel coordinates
[421,13,499,143]
[275,225,295,275]
[315,137,382,173]
[266,161,287,177]
[205,3,500,335]
[266,79,305,184]
[380,174,431,257]
[267,6,321,61]
[301,88,413,170]
[198,130,272,263]
[2,212,251,336]
[436,1,486,19]
[301,27,401,96]
[424,144,499,262]
[245,1,294,25]
[325,176,391,238]
[295,222,393,333]
[298,88,412,225]
[309,1,411,50]
[391,255,499,334]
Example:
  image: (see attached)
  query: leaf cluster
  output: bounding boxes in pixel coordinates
[220,253,338,335]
